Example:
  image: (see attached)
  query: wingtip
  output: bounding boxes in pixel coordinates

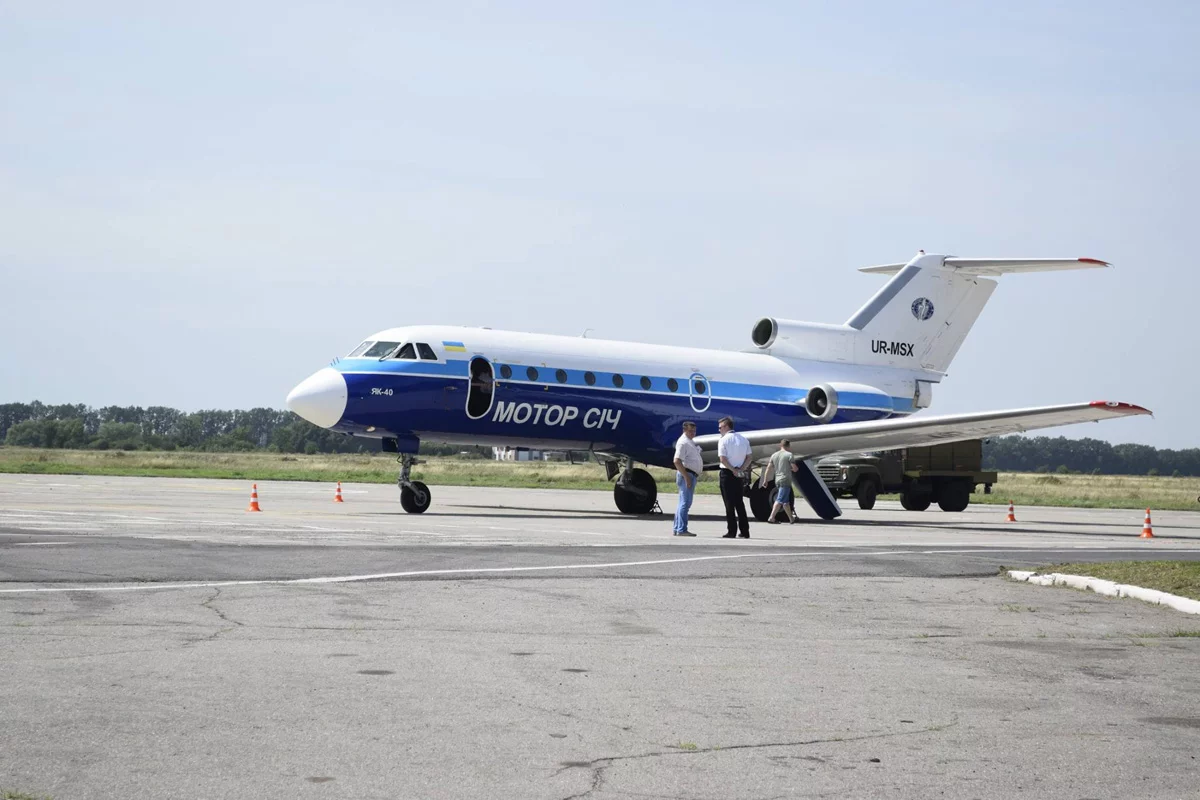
[1078,257,1111,267]
[1089,401,1151,415]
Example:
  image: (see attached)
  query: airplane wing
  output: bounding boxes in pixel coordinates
[692,401,1150,464]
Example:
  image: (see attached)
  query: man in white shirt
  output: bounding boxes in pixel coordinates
[717,416,752,538]
[671,421,703,536]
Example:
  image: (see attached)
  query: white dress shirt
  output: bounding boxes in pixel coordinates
[674,434,704,475]
[717,431,751,471]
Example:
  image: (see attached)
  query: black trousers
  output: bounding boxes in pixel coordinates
[719,469,749,536]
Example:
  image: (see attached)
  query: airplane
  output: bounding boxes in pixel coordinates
[285,251,1150,520]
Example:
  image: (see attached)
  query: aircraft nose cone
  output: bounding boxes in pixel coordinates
[286,368,348,428]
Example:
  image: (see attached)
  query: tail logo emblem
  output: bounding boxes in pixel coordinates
[911,297,935,321]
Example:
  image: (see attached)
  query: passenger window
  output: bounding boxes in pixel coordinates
[348,341,373,357]
[416,343,437,361]
[584,372,596,386]
[364,341,401,358]
[555,369,568,383]
[526,367,539,381]
[395,343,417,360]
[694,380,707,394]
[667,378,679,392]
[612,374,624,388]
[499,364,512,379]
[640,376,651,390]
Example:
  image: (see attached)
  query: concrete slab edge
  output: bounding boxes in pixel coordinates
[1007,570,1200,615]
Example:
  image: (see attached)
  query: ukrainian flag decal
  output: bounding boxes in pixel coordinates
[442,340,467,353]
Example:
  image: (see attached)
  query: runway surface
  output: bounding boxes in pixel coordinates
[3,474,1199,799]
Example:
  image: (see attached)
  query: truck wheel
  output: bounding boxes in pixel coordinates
[855,479,878,510]
[936,480,972,513]
[900,490,931,512]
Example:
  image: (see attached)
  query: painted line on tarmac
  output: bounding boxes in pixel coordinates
[7,546,1200,595]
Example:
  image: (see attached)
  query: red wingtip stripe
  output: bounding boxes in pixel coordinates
[1089,401,1151,414]
[1078,257,1109,265]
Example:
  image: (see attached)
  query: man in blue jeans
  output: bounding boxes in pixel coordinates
[672,421,702,536]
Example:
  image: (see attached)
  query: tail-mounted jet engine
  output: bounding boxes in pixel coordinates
[804,381,895,423]
[805,384,838,423]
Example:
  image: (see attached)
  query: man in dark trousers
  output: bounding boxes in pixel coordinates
[716,416,752,538]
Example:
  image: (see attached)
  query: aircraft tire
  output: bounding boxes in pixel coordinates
[614,468,657,514]
[400,481,432,514]
[748,484,774,521]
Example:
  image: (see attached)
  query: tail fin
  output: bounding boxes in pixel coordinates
[845,253,1108,374]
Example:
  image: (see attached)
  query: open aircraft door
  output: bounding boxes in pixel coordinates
[466,356,495,420]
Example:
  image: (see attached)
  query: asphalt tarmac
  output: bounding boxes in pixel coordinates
[2,475,1199,799]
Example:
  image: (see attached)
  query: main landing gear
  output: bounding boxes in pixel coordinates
[612,458,658,515]
[397,453,432,514]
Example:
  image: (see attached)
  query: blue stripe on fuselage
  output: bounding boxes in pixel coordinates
[331,369,902,469]
[334,358,907,411]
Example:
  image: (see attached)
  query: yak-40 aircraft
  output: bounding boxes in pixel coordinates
[287,252,1149,520]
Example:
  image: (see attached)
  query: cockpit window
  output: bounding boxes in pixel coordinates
[348,341,374,357]
[394,343,417,360]
[416,343,437,361]
[363,341,401,358]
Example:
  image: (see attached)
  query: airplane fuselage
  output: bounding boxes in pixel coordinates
[310,325,922,468]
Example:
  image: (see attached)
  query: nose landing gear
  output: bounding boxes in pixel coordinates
[397,453,432,514]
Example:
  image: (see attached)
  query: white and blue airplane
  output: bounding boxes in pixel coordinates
[286,252,1149,519]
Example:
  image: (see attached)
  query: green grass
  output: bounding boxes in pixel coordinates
[1036,561,1200,601]
[0,446,700,492]
[1,447,1199,510]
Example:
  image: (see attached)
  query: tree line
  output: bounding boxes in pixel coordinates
[0,401,1196,474]
[0,401,478,456]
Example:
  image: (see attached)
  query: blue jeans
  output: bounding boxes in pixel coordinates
[674,471,696,533]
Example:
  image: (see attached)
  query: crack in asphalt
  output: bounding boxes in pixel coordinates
[187,588,244,645]
[555,720,957,800]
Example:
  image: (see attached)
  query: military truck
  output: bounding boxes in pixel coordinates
[815,439,997,512]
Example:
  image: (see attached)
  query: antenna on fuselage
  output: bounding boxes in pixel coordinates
[582,328,593,338]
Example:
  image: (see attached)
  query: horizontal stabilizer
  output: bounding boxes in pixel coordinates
[693,401,1150,463]
[859,257,1110,276]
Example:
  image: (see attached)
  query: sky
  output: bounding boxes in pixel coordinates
[1,1,1196,448]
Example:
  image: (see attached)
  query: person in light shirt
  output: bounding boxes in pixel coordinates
[716,416,752,538]
[671,421,703,536]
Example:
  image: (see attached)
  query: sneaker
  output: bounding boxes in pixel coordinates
[737,533,750,539]
[721,533,737,539]
[674,531,696,537]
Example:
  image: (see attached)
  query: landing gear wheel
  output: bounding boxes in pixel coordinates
[936,481,971,513]
[614,468,657,514]
[900,489,931,512]
[855,479,878,510]
[400,480,432,514]
[749,483,774,522]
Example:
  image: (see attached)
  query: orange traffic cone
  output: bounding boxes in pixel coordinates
[1141,509,1155,538]
[1006,501,1016,523]
[334,481,344,503]
[247,483,262,512]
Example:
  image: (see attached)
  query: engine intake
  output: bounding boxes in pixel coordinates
[751,317,778,348]
[805,384,838,423]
